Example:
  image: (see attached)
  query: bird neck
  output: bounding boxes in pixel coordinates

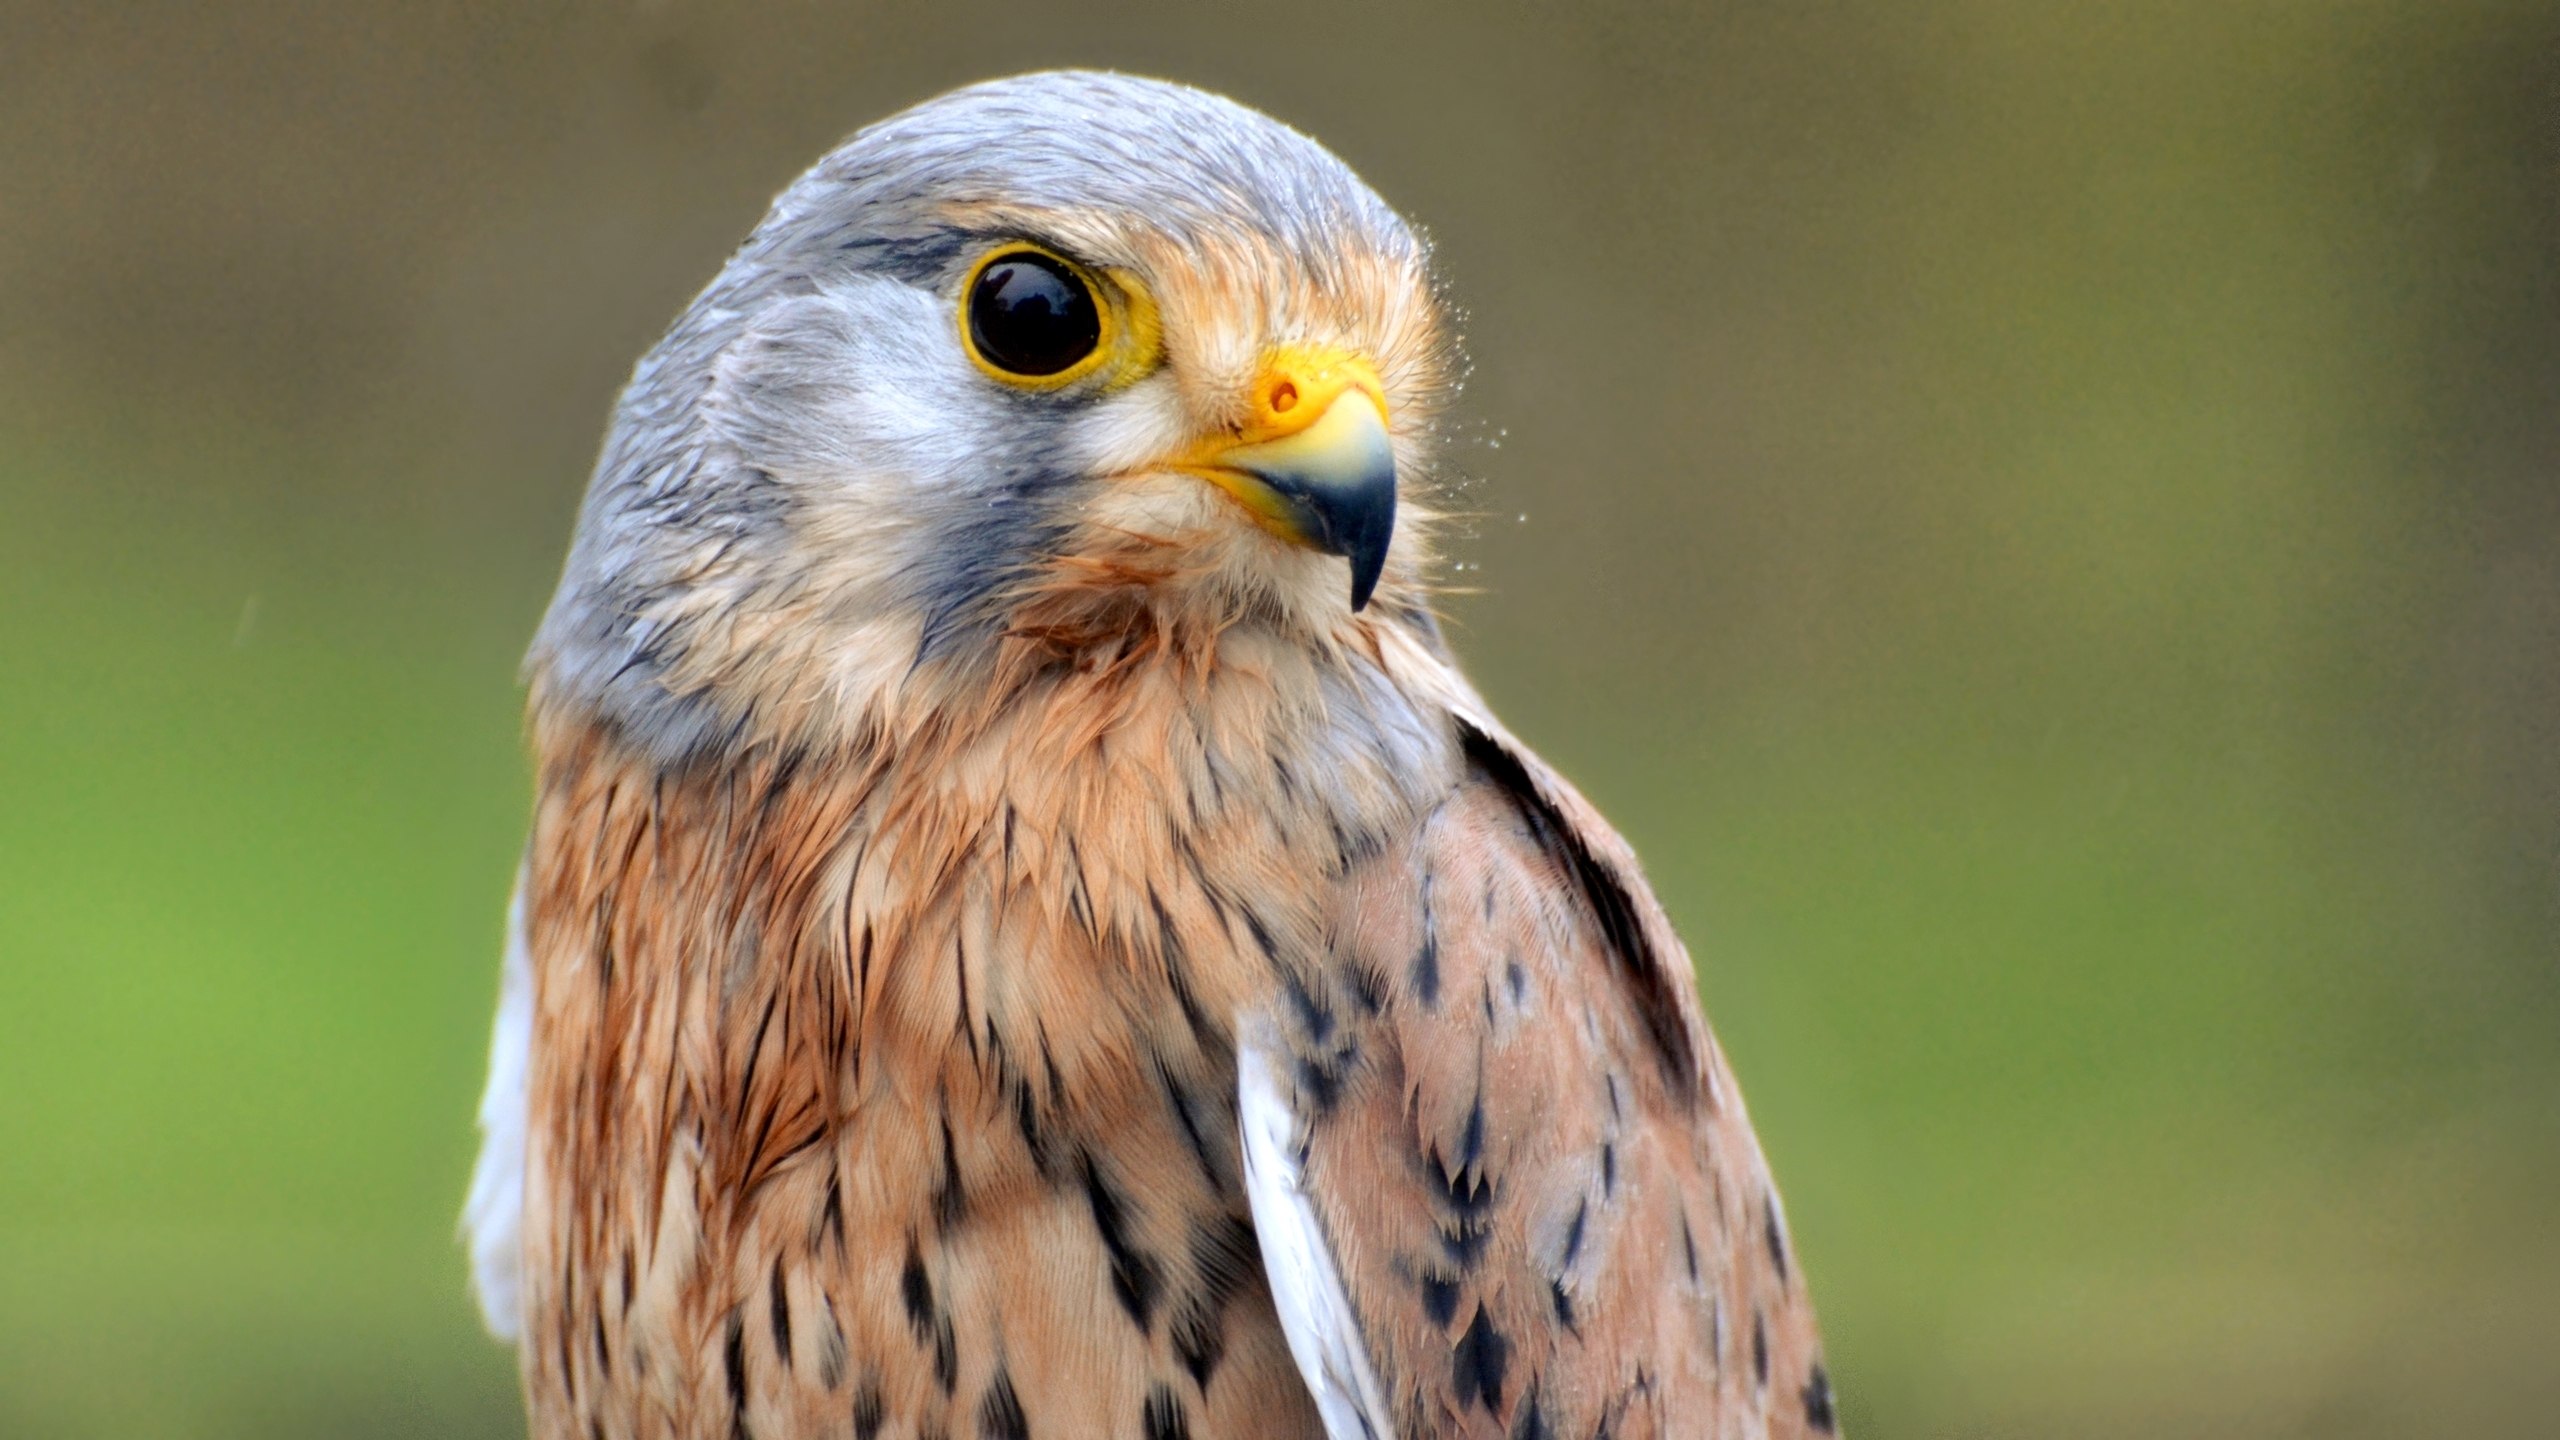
[525,602,1469,1005]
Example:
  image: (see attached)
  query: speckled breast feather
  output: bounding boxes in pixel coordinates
[469,67,1835,1440]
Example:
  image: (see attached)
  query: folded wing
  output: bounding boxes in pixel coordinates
[1246,718,1835,1439]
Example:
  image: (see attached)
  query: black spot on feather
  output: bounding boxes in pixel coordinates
[818,1304,846,1390]
[936,1115,968,1232]
[1457,1092,1485,1174]
[979,1368,1028,1440]
[1299,1058,1343,1116]
[724,1309,750,1440]
[1345,957,1386,1015]
[1170,1213,1257,1389]
[767,1260,792,1365]
[1011,1077,1054,1179]
[1144,1384,1192,1440]
[1456,720,1698,1095]
[1154,1049,1225,1189]
[1414,875,1442,1006]
[1149,886,1224,1053]
[1419,1272,1462,1328]
[900,1240,935,1341]
[1242,905,1284,965]
[1511,1388,1553,1440]
[1277,964,1333,1044]
[1082,1156,1164,1330]
[1452,1307,1511,1413]
[1803,1363,1838,1432]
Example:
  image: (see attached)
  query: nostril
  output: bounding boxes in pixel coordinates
[1270,380,1299,415]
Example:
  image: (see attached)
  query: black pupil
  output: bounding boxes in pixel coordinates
[969,254,1102,377]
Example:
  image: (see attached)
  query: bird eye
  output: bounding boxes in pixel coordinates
[965,248,1104,381]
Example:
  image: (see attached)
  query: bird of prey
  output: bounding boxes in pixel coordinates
[464,70,1835,1440]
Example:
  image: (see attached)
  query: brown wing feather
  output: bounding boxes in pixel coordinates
[1291,717,1835,1439]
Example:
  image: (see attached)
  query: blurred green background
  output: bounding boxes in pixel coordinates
[4,2,2555,1436]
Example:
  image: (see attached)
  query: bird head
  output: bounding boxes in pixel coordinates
[533,72,1457,757]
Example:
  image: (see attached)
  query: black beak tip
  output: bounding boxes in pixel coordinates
[1339,487,1395,612]
[1348,549,1385,612]
[1247,453,1398,614]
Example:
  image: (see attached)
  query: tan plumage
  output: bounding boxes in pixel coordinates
[468,71,1835,1440]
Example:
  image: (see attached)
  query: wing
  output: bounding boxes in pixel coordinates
[462,869,532,1343]
[1245,718,1835,1439]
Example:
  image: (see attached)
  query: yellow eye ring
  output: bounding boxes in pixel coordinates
[958,242,1160,392]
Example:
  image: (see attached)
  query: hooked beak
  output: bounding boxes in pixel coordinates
[1183,347,1398,611]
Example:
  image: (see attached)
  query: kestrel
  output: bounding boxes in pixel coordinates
[464,71,1835,1440]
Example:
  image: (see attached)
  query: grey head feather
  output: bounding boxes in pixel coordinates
[530,71,1428,760]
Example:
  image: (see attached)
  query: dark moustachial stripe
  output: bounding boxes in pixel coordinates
[1752,1312,1769,1387]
